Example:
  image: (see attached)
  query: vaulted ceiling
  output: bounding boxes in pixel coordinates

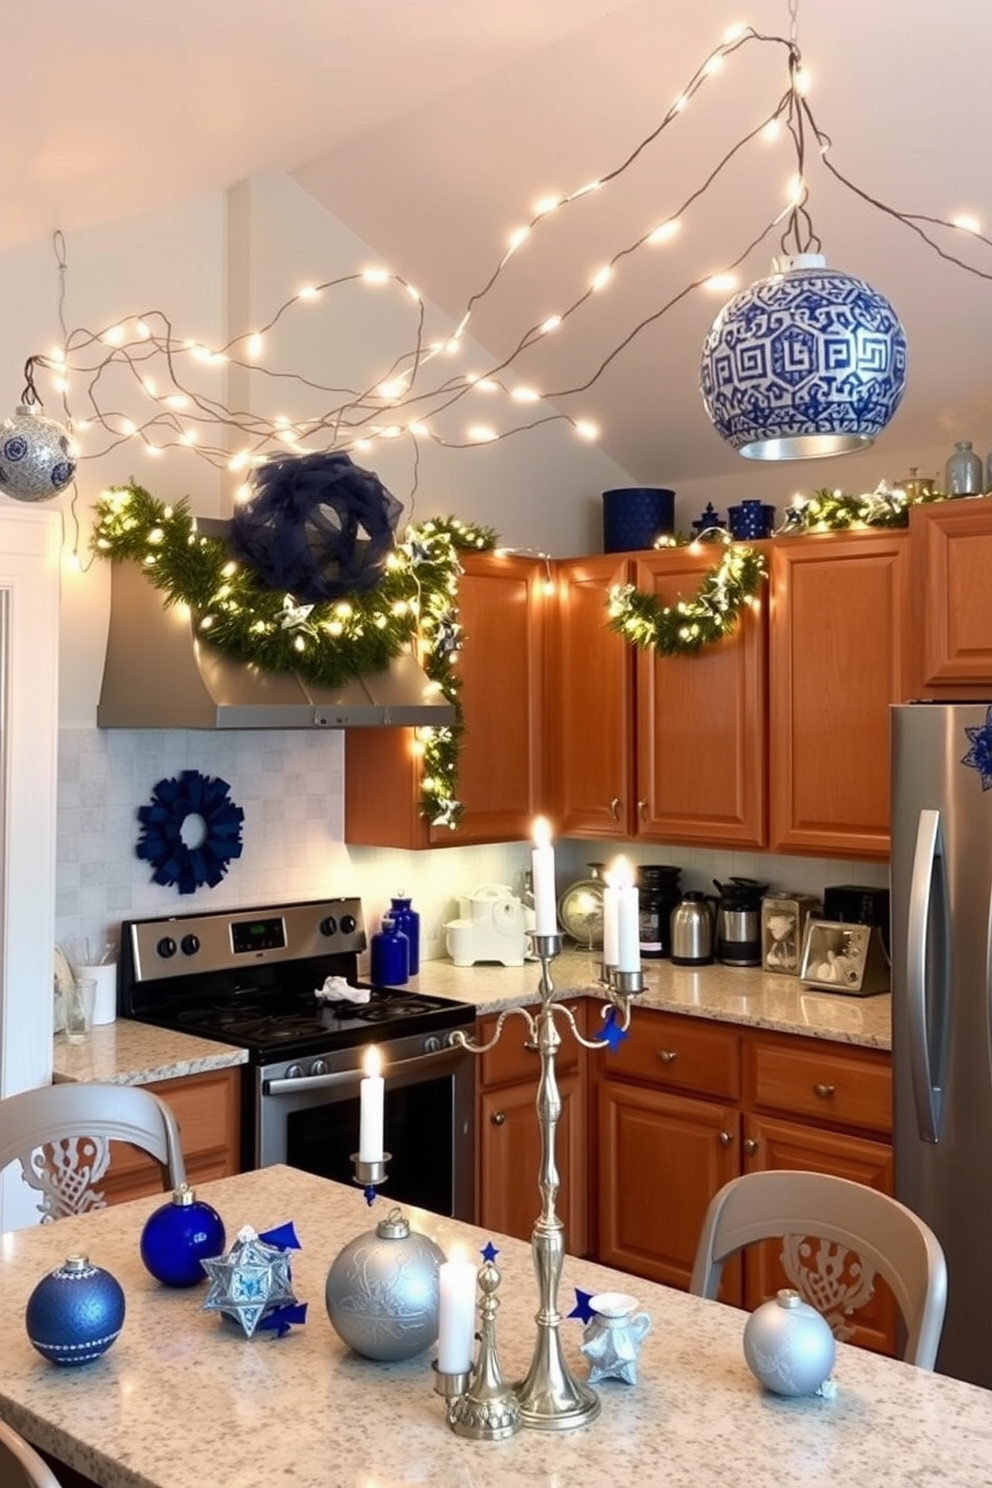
[7,0,992,483]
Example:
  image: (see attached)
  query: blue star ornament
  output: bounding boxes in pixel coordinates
[481,1240,499,1264]
[601,1005,628,1053]
[201,1226,300,1338]
[962,706,992,791]
[568,1289,596,1323]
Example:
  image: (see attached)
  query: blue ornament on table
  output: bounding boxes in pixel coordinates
[743,1288,836,1397]
[140,1182,226,1288]
[26,1254,125,1366]
[0,403,76,502]
[229,450,403,602]
[325,1206,445,1362]
[201,1223,307,1339]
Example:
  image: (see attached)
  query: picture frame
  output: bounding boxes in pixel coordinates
[799,919,890,997]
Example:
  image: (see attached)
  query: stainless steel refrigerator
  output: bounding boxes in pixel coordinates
[891,701,992,1389]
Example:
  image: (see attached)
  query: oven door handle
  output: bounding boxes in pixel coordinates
[263,1043,467,1096]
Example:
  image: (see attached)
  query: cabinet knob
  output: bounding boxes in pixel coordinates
[637,799,648,820]
[656,1049,677,1064]
[609,797,621,820]
[718,1130,733,1147]
[813,1082,836,1099]
[743,1137,759,1155]
[491,1112,506,1126]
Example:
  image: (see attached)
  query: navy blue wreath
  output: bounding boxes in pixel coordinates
[136,770,244,894]
[229,451,403,603]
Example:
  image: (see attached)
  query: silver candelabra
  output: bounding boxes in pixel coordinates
[437,931,642,1435]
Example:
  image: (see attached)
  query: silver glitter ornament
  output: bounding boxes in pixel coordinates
[325,1206,444,1362]
[201,1225,300,1338]
[0,403,75,502]
[743,1288,836,1396]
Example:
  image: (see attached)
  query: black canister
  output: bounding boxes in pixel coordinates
[638,865,683,958]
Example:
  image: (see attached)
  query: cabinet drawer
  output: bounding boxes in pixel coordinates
[601,1009,740,1100]
[746,1036,891,1135]
[477,1003,584,1088]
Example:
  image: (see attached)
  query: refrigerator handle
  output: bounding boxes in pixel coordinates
[906,808,944,1143]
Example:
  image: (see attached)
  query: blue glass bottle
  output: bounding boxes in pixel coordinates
[370,916,409,985]
[389,895,420,975]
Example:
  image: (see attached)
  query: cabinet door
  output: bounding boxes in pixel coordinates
[633,547,767,847]
[550,555,633,837]
[769,531,909,858]
[742,1113,896,1356]
[478,1070,587,1256]
[344,552,545,847]
[596,1076,740,1296]
[910,496,992,696]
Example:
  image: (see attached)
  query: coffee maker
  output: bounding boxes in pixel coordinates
[713,877,768,967]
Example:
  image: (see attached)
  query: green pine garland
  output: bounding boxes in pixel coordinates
[607,542,767,655]
[93,483,497,829]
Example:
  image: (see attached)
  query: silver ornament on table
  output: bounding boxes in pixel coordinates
[325,1205,445,1362]
[743,1287,837,1397]
[579,1293,652,1385]
[201,1223,305,1339]
[0,403,75,502]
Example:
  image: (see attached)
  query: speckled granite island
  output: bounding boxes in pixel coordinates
[0,1166,987,1488]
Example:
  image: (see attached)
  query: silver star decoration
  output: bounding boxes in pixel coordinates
[201,1226,298,1338]
[279,594,316,632]
[580,1319,644,1385]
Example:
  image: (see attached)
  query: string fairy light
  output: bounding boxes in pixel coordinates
[19,16,992,522]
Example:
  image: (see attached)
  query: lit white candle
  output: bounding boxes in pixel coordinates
[602,865,619,969]
[614,857,640,973]
[531,815,558,936]
[358,1045,384,1162]
[437,1244,477,1374]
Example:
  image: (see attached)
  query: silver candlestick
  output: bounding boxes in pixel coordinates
[453,931,640,1431]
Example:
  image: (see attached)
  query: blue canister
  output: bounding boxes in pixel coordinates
[389,895,420,975]
[26,1254,126,1366]
[602,487,676,553]
[728,500,777,540]
[370,916,409,985]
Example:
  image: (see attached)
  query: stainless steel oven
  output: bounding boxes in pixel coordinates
[119,898,477,1220]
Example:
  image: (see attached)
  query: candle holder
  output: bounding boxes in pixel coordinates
[350,1152,393,1206]
[440,1253,521,1441]
[452,931,640,1431]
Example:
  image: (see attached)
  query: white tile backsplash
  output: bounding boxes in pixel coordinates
[55,725,889,966]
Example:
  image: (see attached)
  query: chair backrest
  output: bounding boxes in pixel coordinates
[0,1417,64,1488]
[0,1082,186,1224]
[689,1169,947,1370]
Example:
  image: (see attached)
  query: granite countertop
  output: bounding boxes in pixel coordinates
[409,948,892,1051]
[0,1165,988,1488]
[52,952,890,1088]
[52,1021,247,1087]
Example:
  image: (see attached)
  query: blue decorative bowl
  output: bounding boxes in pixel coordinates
[140,1184,226,1288]
[26,1255,125,1366]
[700,254,907,461]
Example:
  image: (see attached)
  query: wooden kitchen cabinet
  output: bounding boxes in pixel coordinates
[98,1067,241,1207]
[475,1003,589,1256]
[768,530,909,859]
[591,1006,897,1355]
[909,494,992,698]
[344,551,546,848]
[550,545,767,847]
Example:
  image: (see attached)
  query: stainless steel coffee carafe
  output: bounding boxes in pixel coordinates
[670,892,714,966]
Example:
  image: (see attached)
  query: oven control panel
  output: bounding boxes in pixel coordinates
[122,898,367,983]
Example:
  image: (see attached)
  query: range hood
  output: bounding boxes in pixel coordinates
[97,556,456,730]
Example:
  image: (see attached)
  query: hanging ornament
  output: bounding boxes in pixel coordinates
[25,1254,126,1366]
[0,401,75,502]
[700,253,907,461]
[201,1223,307,1338]
[325,1206,445,1362]
[140,1182,227,1287]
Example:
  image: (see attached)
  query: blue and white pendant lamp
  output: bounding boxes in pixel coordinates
[700,252,908,461]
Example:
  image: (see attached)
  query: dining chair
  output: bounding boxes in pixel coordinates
[689,1169,947,1369]
[0,1082,186,1224]
[0,1417,64,1487]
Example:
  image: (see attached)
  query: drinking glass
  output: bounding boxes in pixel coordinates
[64,978,97,1043]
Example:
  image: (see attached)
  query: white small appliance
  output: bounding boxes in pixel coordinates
[445,884,530,967]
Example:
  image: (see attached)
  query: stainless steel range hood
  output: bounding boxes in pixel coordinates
[97,557,455,730]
